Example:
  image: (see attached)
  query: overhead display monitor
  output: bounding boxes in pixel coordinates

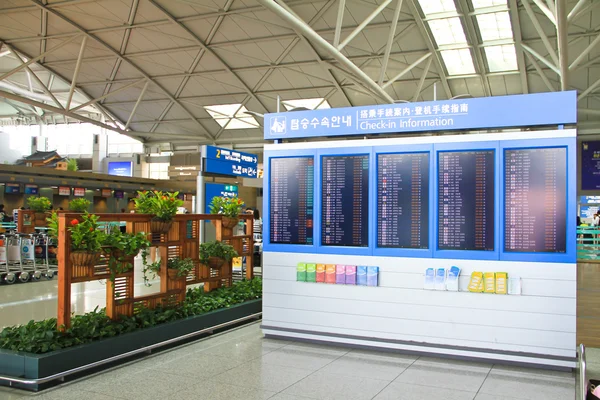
[269,157,314,245]
[107,161,133,177]
[114,190,124,199]
[504,147,567,253]
[58,186,70,196]
[581,141,600,190]
[73,187,85,197]
[101,189,112,197]
[377,152,429,249]
[438,150,495,251]
[24,184,38,195]
[321,154,369,247]
[5,183,20,194]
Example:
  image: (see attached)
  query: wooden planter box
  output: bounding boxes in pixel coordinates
[0,299,262,392]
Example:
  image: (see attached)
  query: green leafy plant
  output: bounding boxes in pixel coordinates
[103,231,150,282]
[69,213,104,252]
[133,190,183,222]
[66,158,78,171]
[47,211,58,239]
[167,257,194,278]
[27,196,52,212]
[0,278,262,354]
[209,195,244,218]
[199,240,238,265]
[69,198,90,212]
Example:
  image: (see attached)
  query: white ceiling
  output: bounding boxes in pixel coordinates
[0,0,598,148]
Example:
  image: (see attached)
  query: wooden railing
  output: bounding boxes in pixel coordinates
[57,213,253,329]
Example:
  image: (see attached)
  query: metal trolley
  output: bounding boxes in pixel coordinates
[0,232,56,284]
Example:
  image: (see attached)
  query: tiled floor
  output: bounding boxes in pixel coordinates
[0,322,576,400]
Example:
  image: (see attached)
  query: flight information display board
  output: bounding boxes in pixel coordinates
[377,152,429,248]
[438,150,495,251]
[269,157,314,245]
[504,147,567,253]
[321,155,369,247]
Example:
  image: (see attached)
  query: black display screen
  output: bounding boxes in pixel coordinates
[377,152,429,248]
[504,147,567,253]
[321,155,369,247]
[269,157,314,245]
[438,150,495,251]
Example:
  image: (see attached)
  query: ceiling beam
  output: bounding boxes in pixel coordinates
[27,0,214,140]
[258,0,394,103]
[508,0,529,94]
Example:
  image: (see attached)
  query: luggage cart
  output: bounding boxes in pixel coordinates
[20,234,43,281]
[4,234,28,283]
[34,233,56,280]
[0,234,16,285]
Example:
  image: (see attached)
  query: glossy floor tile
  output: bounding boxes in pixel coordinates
[1,322,577,400]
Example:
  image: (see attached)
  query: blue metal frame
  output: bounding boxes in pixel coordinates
[316,148,374,256]
[433,141,501,261]
[372,145,434,258]
[499,138,576,263]
[263,149,317,254]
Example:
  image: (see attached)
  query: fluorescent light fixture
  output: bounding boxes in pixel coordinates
[417,0,457,15]
[204,104,259,130]
[440,48,476,75]
[282,98,331,110]
[476,12,513,41]
[471,0,507,8]
[428,18,468,46]
[484,44,518,72]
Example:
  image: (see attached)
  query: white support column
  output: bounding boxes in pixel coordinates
[521,44,560,75]
[66,36,87,110]
[412,56,432,101]
[378,0,404,86]
[333,0,346,48]
[125,80,149,130]
[337,0,393,51]
[556,0,568,90]
[521,0,559,66]
[382,53,431,89]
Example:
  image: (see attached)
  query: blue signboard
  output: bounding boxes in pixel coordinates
[581,205,599,218]
[205,183,238,213]
[581,196,600,204]
[264,91,577,140]
[206,146,258,166]
[582,141,600,190]
[107,161,133,177]
[205,158,258,178]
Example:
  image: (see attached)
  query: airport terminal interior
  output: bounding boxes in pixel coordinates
[0,0,599,399]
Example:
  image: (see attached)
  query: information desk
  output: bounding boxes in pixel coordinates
[262,129,576,369]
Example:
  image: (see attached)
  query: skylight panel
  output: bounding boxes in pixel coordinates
[476,12,513,41]
[484,44,518,72]
[471,0,507,9]
[204,104,259,130]
[440,48,476,75]
[282,98,331,110]
[428,18,468,47]
[417,0,456,15]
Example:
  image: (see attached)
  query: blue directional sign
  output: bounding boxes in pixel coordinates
[205,183,238,213]
[206,146,258,166]
[264,91,577,140]
[205,158,258,178]
[204,145,259,178]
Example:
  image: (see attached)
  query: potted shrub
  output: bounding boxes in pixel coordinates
[69,213,105,269]
[27,196,52,226]
[209,195,244,229]
[199,240,238,269]
[142,256,194,283]
[69,198,90,213]
[103,230,150,282]
[133,190,183,234]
